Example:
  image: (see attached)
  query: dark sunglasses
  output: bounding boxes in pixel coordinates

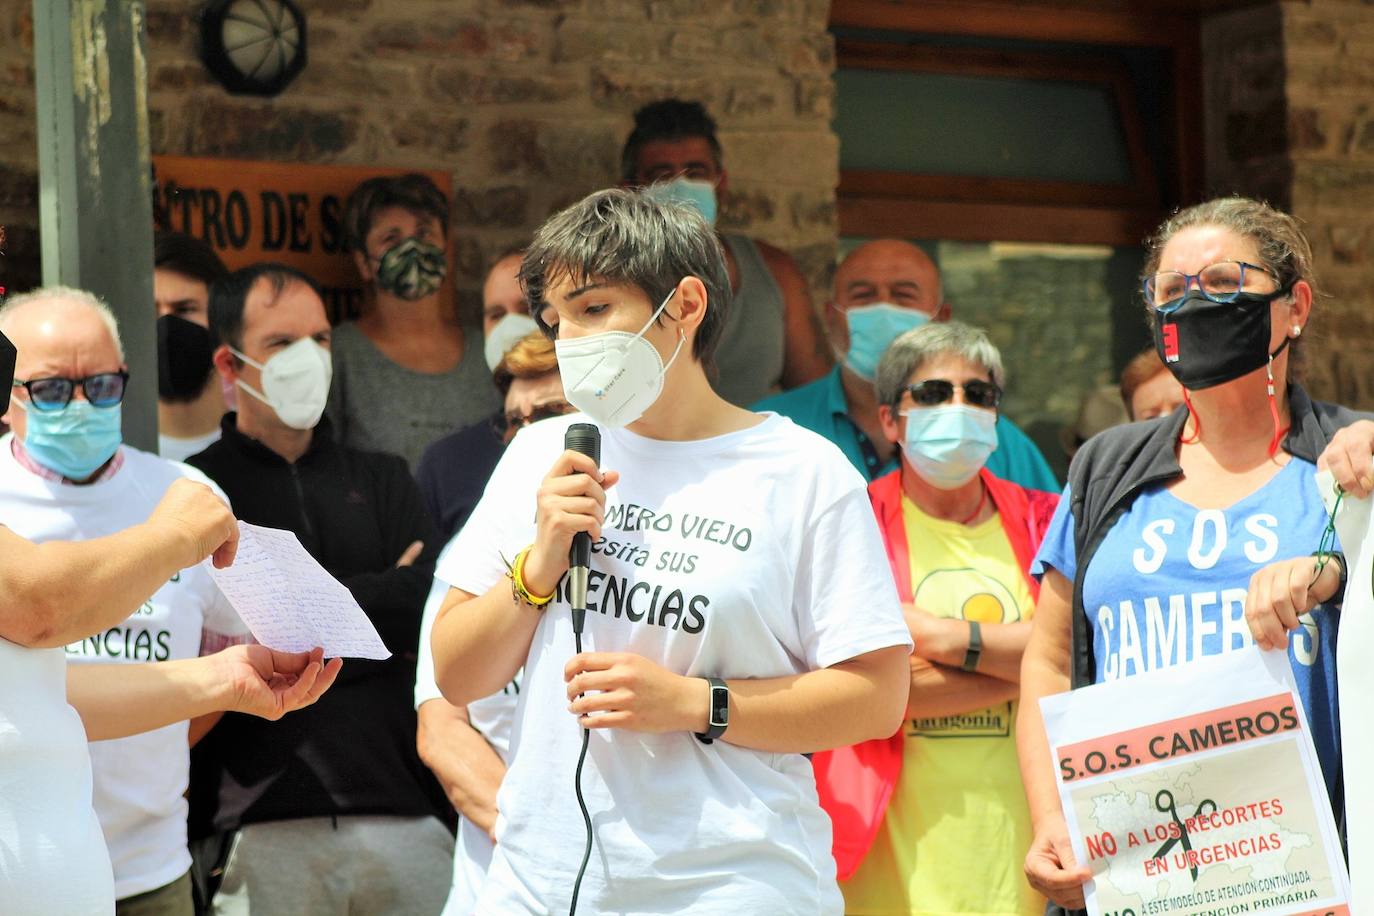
[899,378,1002,409]
[501,401,574,433]
[12,371,129,412]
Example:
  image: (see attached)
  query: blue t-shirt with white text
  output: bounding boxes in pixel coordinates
[1032,457,1341,806]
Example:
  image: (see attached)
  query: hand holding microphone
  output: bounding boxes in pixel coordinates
[563,424,601,634]
[522,425,618,604]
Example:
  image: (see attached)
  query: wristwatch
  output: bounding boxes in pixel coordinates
[695,677,729,744]
[961,621,983,672]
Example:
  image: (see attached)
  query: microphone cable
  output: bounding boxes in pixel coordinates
[569,625,593,916]
[563,422,600,916]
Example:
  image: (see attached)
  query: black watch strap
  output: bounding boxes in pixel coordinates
[961,620,983,672]
[695,677,729,744]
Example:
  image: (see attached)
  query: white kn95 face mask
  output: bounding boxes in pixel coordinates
[553,286,685,429]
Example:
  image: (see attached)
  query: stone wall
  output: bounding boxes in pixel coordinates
[1200,3,1290,207]
[0,0,839,314]
[1203,0,1374,408]
[1282,0,1374,407]
[937,241,1139,482]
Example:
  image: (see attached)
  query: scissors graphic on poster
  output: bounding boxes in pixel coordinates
[1151,789,1218,880]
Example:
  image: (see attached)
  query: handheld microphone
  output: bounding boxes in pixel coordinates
[564,423,600,635]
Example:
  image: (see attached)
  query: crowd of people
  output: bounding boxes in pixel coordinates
[1,96,1369,916]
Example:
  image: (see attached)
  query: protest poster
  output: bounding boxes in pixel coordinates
[1041,647,1350,916]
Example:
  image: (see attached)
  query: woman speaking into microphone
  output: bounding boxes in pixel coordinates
[430,188,911,915]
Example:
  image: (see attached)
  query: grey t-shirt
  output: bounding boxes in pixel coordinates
[326,321,500,471]
[715,234,786,407]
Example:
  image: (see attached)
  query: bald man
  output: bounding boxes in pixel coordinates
[754,240,1058,491]
[0,288,339,916]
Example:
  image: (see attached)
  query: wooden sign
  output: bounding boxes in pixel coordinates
[152,156,454,323]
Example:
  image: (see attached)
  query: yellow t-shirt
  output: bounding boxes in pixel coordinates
[842,496,1042,916]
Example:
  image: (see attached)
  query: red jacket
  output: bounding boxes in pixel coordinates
[813,467,1060,881]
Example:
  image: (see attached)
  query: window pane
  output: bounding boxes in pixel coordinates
[834,67,1133,184]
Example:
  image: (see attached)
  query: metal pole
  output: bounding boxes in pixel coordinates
[34,0,157,452]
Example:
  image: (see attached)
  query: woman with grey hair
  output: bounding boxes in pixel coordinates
[814,320,1058,915]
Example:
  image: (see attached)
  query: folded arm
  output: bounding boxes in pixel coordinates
[907,655,1019,720]
[906,603,1031,683]
[336,452,440,653]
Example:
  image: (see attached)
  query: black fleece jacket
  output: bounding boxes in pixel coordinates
[1046,385,1366,916]
[188,414,446,830]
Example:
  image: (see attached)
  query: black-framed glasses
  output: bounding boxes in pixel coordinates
[899,379,1002,409]
[11,371,129,412]
[1143,260,1278,312]
[502,401,574,433]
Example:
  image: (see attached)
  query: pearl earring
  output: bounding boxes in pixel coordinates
[1292,326,1303,337]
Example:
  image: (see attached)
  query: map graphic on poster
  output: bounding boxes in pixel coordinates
[1042,648,1350,915]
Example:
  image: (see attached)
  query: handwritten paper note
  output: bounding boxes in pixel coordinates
[207,522,390,660]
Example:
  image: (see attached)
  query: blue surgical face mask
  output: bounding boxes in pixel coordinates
[901,404,999,490]
[843,303,931,381]
[644,177,718,226]
[15,398,123,481]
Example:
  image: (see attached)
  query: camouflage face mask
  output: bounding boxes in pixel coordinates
[375,237,447,301]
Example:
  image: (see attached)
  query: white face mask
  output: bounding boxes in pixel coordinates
[554,286,686,429]
[484,313,541,372]
[231,337,333,431]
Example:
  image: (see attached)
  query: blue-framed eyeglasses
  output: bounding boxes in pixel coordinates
[11,371,129,411]
[1143,260,1278,313]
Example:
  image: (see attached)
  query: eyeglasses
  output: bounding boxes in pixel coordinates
[12,371,129,412]
[501,401,573,433]
[899,379,1002,409]
[1143,260,1279,312]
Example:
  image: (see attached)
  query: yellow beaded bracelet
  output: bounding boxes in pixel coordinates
[507,546,555,608]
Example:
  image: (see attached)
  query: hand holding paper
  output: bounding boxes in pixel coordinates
[1315,419,1374,497]
[207,522,391,660]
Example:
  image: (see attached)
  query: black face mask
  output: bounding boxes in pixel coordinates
[1152,288,1292,391]
[0,329,15,397]
[157,314,215,402]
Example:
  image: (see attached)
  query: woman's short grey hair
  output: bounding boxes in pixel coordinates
[875,320,1004,406]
